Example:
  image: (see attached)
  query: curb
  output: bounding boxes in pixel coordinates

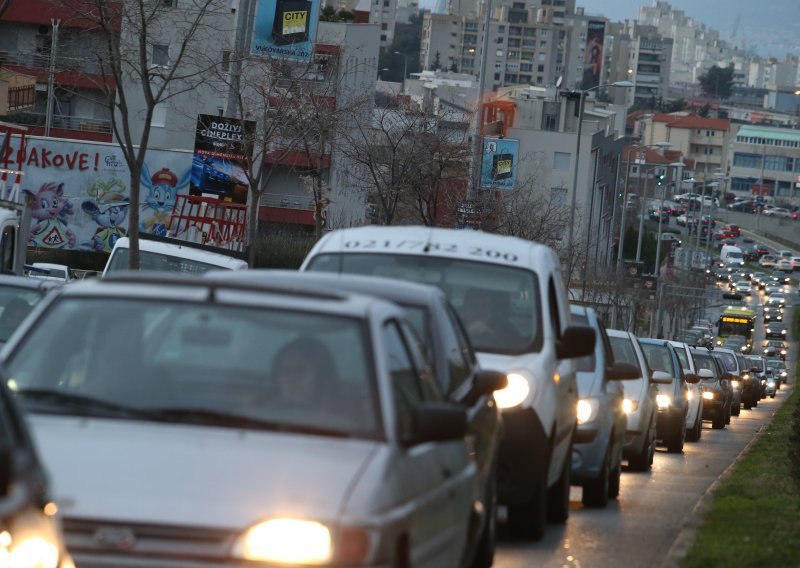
[658,405,779,568]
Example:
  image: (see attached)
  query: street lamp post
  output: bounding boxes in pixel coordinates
[566,80,634,283]
[466,0,493,204]
[653,161,686,281]
[633,145,673,262]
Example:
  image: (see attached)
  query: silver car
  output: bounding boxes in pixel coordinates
[1,274,483,568]
[668,341,704,442]
[607,330,663,471]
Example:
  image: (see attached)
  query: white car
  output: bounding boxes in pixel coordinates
[791,257,800,271]
[674,193,700,203]
[776,258,793,272]
[27,262,71,283]
[767,292,786,306]
[668,341,704,443]
[301,226,595,540]
[734,281,751,295]
[764,207,792,218]
[2,275,483,568]
[103,236,248,275]
[676,214,688,226]
[759,255,777,268]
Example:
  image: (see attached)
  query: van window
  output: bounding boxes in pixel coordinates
[307,253,543,355]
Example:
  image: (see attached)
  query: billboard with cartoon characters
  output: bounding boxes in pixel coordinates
[0,135,192,252]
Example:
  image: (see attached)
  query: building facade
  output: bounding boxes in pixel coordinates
[626,24,672,109]
[729,125,800,201]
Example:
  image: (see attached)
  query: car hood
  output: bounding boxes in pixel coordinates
[28,414,379,529]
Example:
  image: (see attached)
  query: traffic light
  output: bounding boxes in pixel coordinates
[657,172,665,186]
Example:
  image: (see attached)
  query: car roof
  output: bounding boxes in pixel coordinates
[205,269,448,309]
[50,272,404,320]
[0,273,61,291]
[306,226,557,271]
[109,237,249,270]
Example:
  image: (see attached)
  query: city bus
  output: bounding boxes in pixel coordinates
[717,306,756,349]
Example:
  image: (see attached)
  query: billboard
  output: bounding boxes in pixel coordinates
[480,137,518,191]
[252,0,319,61]
[190,115,255,205]
[581,20,605,90]
[1,135,192,252]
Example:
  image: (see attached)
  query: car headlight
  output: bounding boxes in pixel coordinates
[781,350,787,355]
[577,398,600,425]
[622,398,639,414]
[731,380,740,389]
[767,379,776,386]
[761,379,766,385]
[493,372,531,409]
[656,394,672,409]
[703,391,715,400]
[232,519,333,564]
[741,346,747,352]
[781,371,788,378]
[782,329,787,334]
[687,389,694,401]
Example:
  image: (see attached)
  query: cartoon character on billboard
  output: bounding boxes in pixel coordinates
[80,178,130,252]
[140,165,191,237]
[24,182,77,249]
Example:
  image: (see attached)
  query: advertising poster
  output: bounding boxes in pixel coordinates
[581,20,605,90]
[480,137,518,191]
[190,115,254,205]
[1,135,192,252]
[251,0,320,62]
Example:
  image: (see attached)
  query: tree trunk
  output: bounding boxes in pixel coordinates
[247,186,260,268]
[128,171,141,269]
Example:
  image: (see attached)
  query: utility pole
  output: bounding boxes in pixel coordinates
[44,18,60,137]
[467,0,493,204]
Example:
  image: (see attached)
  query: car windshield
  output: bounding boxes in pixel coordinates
[640,343,674,375]
[714,352,738,372]
[747,358,765,372]
[4,297,382,440]
[31,268,66,279]
[692,353,719,379]
[107,248,233,274]
[308,253,542,355]
[0,285,45,343]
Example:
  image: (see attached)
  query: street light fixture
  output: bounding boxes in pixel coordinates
[393,51,408,91]
[567,80,634,288]
[653,161,686,283]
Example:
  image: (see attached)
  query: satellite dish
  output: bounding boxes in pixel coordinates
[555,76,563,88]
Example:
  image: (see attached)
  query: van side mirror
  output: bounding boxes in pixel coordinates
[0,445,12,496]
[461,370,508,406]
[684,373,701,384]
[409,402,467,445]
[698,369,714,379]
[556,326,595,360]
[607,361,641,381]
[651,370,674,384]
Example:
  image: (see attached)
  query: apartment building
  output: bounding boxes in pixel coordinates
[0,0,116,142]
[626,24,672,109]
[729,125,800,200]
[420,0,580,90]
[635,112,731,180]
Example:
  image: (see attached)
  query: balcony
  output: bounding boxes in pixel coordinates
[258,193,315,226]
[0,50,116,90]
[4,111,112,142]
[0,69,35,114]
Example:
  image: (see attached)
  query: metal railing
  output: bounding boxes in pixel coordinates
[6,111,111,133]
[260,193,314,211]
[0,50,106,76]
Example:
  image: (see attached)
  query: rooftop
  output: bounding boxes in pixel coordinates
[736,125,800,143]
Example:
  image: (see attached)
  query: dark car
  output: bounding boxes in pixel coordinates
[728,200,756,213]
[745,356,767,409]
[766,359,789,390]
[764,306,783,323]
[765,321,787,339]
[690,348,733,429]
[0,369,71,566]
[639,339,695,453]
[771,270,792,285]
[648,207,670,223]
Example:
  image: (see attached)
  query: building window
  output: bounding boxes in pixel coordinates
[554,152,571,171]
[381,34,387,41]
[764,155,793,172]
[733,152,762,169]
[551,186,567,206]
[538,64,544,72]
[221,50,231,73]
[381,23,388,29]
[152,44,170,66]
[730,177,756,192]
[152,103,167,127]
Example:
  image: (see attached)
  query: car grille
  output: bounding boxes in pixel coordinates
[64,518,237,565]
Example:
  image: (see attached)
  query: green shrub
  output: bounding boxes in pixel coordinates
[253,233,316,269]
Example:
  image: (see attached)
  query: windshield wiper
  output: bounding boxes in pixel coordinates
[148,407,352,438]
[16,388,156,419]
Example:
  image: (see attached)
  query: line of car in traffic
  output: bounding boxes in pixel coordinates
[0,226,792,568]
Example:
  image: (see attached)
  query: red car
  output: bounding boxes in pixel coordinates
[723,224,741,237]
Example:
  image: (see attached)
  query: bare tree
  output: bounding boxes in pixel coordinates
[58,0,230,267]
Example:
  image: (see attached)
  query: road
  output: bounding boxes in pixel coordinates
[494,266,795,568]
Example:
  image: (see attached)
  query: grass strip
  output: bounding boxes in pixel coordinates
[681,311,800,567]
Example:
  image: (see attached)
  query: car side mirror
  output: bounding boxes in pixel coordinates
[0,445,11,497]
[409,402,468,445]
[750,367,760,373]
[461,369,508,406]
[684,373,701,384]
[651,370,674,384]
[556,326,596,360]
[607,361,641,381]
[697,369,714,379]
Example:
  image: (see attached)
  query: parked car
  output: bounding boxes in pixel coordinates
[607,330,659,471]
[0,360,72,567]
[301,226,595,540]
[639,339,695,453]
[570,306,640,508]
[728,200,756,213]
[690,348,733,429]
[215,270,506,563]
[2,273,486,568]
[668,341,704,442]
[27,262,72,283]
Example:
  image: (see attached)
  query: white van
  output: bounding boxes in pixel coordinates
[720,245,745,267]
[300,226,595,540]
[103,236,248,276]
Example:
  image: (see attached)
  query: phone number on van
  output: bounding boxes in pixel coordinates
[343,240,520,262]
